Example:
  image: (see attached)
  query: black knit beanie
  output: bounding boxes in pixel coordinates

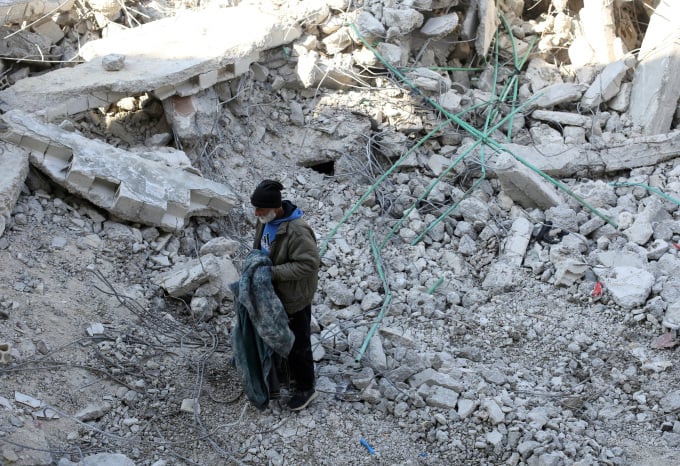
[250,180,284,208]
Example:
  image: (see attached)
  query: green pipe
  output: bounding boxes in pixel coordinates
[401,66,485,72]
[609,181,680,206]
[379,139,483,249]
[427,277,444,294]
[318,120,451,257]
[350,22,617,229]
[381,95,539,249]
[355,230,393,362]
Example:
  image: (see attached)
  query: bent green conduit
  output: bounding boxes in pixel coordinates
[381,95,540,249]
[610,181,680,207]
[347,20,618,360]
[349,23,618,231]
[355,230,393,362]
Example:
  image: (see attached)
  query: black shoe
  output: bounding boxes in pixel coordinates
[269,390,280,400]
[287,389,317,411]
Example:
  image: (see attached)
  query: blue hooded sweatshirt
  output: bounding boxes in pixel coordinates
[259,200,303,254]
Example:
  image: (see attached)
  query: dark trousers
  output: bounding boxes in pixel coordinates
[288,304,315,391]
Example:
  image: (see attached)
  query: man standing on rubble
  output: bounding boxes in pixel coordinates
[250,179,320,411]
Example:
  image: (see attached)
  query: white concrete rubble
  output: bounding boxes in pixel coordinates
[0,4,302,120]
[494,152,564,209]
[498,130,680,177]
[0,142,29,237]
[1,110,239,230]
[570,0,623,66]
[0,0,74,25]
[580,54,636,110]
[628,0,680,135]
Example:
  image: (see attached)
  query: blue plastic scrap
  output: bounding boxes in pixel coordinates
[360,438,375,455]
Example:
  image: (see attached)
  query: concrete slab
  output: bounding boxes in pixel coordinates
[628,0,680,135]
[0,0,74,25]
[0,141,29,237]
[496,130,680,178]
[1,110,239,231]
[0,4,301,119]
[494,152,564,209]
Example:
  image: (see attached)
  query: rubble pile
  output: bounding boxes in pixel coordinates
[1,0,680,465]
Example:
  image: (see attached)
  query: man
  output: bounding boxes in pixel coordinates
[250,179,320,411]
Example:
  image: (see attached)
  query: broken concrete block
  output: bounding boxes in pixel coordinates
[575,0,622,65]
[525,58,563,91]
[404,67,451,93]
[151,253,238,299]
[494,152,564,209]
[594,265,654,309]
[350,10,385,43]
[533,83,587,109]
[482,217,533,291]
[151,254,222,297]
[0,142,30,237]
[475,0,498,57]
[531,110,591,128]
[628,0,680,135]
[580,54,636,110]
[420,13,459,37]
[0,0,74,25]
[322,26,353,55]
[624,199,670,246]
[382,7,424,36]
[32,19,64,44]
[0,4,302,119]
[2,110,238,230]
[550,244,588,287]
[101,54,125,71]
[503,216,533,267]
[607,82,632,112]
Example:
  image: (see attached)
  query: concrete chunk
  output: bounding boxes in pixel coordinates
[533,83,587,109]
[628,0,680,135]
[2,110,238,230]
[531,109,591,128]
[0,4,301,119]
[495,152,564,209]
[0,142,30,237]
[0,0,74,25]
[581,55,636,110]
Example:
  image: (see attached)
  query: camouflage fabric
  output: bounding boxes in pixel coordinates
[230,249,295,409]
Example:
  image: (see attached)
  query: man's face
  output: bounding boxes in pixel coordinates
[254,207,277,224]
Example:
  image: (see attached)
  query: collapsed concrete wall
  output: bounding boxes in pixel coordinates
[1,110,239,230]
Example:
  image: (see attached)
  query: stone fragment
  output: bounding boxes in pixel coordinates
[533,83,586,108]
[101,53,125,71]
[482,399,505,424]
[495,152,564,209]
[531,109,591,128]
[75,402,112,421]
[404,67,451,93]
[628,0,680,135]
[382,8,424,36]
[426,386,459,409]
[420,13,458,37]
[3,111,239,230]
[457,397,477,418]
[351,10,385,42]
[581,55,636,110]
[662,300,680,330]
[0,142,30,238]
[595,265,654,309]
[33,19,64,44]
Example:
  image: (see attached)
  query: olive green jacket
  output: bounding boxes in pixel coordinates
[253,208,320,314]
